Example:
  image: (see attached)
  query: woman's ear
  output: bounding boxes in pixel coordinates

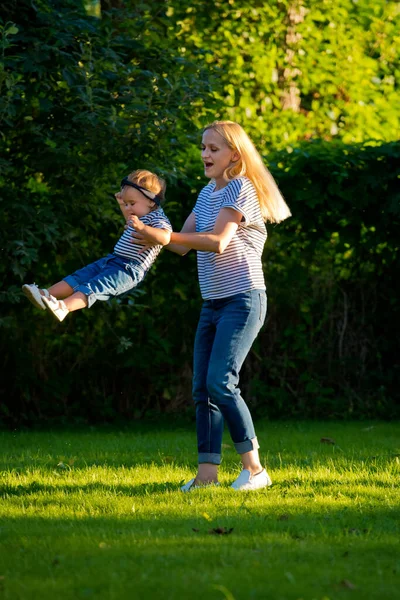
[232,151,240,163]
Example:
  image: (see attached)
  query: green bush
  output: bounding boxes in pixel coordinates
[250,140,400,419]
[1,139,399,423]
[1,1,398,423]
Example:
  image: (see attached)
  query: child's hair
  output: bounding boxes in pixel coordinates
[127,169,166,203]
[203,121,291,223]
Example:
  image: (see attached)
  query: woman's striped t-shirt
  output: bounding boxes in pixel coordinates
[113,207,172,273]
[192,176,267,300]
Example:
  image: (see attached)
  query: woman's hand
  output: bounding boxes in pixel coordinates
[130,228,156,252]
[129,216,153,247]
[131,235,157,253]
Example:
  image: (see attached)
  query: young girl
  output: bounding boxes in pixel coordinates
[132,121,291,491]
[22,169,172,322]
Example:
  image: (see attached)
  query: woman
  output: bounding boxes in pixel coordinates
[133,121,291,491]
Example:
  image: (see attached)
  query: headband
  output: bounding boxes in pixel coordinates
[120,177,162,206]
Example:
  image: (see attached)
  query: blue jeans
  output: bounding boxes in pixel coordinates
[64,254,144,308]
[193,289,267,465]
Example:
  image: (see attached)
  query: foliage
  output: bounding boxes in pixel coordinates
[1,137,399,423]
[0,422,399,599]
[250,140,400,419]
[167,0,400,148]
[0,0,216,288]
[0,0,399,423]
[0,0,213,422]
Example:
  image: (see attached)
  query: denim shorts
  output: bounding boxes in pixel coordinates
[64,253,145,308]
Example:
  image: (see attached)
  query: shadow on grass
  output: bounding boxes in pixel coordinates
[1,505,400,546]
[0,447,398,472]
[1,475,400,499]
[0,480,184,497]
[0,421,399,478]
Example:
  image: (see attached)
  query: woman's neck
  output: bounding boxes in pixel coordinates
[214,177,229,191]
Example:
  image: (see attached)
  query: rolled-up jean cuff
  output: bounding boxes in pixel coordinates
[198,453,221,465]
[234,437,260,455]
[63,275,81,291]
[76,286,96,308]
[63,277,96,308]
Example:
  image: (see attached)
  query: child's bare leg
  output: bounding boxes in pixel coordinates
[47,280,74,299]
[63,292,88,312]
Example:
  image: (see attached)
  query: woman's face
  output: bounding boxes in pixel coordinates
[201,129,238,185]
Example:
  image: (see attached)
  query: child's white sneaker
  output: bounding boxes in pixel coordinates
[22,284,50,310]
[231,469,272,491]
[42,296,69,322]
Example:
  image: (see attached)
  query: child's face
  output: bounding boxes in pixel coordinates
[121,186,155,218]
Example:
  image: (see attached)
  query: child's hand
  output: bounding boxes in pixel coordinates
[129,215,145,232]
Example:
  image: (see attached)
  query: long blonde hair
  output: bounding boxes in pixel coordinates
[203,121,291,223]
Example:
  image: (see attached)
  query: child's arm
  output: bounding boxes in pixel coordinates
[130,212,195,256]
[130,215,171,246]
[115,193,131,221]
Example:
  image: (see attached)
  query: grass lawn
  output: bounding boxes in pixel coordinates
[0,420,399,600]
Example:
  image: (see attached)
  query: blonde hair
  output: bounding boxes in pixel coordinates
[203,121,291,223]
[127,169,166,203]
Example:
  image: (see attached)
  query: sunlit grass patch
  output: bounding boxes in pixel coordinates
[0,421,399,599]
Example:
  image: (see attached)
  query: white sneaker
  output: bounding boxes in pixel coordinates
[180,478,220,492]
[231,469,272,491]
[22,284,51,310]
[180,478,196,492]
[42,295,69,322]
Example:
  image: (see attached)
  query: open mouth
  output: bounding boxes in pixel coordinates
[204,162,213,169]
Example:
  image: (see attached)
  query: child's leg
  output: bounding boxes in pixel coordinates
[42,256,140,321]
[23,257,111,311]
[47,280,74,299]
[72,257,141,309]
[39,257,111,321]
[63,291,88,312]
[41,290,88,322]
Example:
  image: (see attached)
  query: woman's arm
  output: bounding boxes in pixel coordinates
[130,207,242,255]
[170,208,242,254]
[130,216,171,246]
[166,212,196,256]
[130,212,197,256]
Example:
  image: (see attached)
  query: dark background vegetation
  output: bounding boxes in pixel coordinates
[1,0,399,424]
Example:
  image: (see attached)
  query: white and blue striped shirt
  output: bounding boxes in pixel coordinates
[113,208,172,273]
[193,177,267,300]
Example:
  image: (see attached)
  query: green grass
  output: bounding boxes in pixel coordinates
[0,420,399,600]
